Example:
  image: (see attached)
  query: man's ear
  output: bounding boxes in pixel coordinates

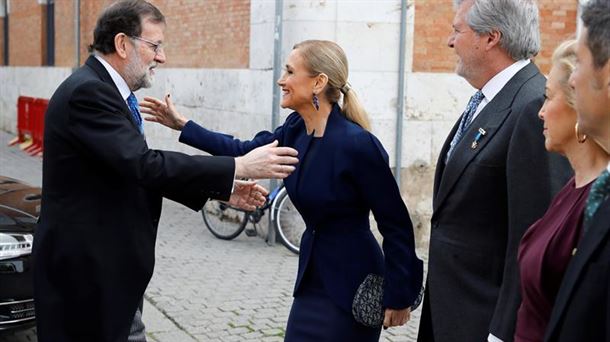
[485,30,502,51]
[114,33,129,59]
[313,73,329,94]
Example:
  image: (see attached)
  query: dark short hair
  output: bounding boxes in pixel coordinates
[88,0,165,54]
[581,0,610,68]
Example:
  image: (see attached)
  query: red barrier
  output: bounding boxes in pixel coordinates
[8,96,35,147]
[9,96,48,157]
[24,99,48,156]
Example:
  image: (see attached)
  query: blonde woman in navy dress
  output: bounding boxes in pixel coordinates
[141,40,424,341]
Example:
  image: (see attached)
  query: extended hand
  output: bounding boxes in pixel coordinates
[227,180,268,211]
[235,140,299,180]
[383,307,411,329]
[140,94,188,130]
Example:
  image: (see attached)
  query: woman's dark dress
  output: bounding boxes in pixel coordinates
[515,177,592,342]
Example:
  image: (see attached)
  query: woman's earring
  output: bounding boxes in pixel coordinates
[575,122,587,143]
[312,93,320,111]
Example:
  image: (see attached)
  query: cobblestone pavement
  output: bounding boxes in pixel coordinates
[0,130,426,341]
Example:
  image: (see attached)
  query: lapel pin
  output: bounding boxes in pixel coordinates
[471,128,487,149]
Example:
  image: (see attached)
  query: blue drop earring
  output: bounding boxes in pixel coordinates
[312,93,320,111]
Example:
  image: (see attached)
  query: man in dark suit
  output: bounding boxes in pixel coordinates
[417,0,571,341]
[33,1,298,341]
[545,1,610,341]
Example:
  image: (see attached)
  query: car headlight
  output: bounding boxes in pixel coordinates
[0,233,33,260]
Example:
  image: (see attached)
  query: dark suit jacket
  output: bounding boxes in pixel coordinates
[544,194,610,342]
[418,63,572,342]
[179,104,424,312]
[33,56,235,342]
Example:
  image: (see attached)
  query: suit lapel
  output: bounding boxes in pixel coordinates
[545,199,610,338]
[284,132,313,203]
[85,56,141,132]
[433,106,510,212]
[433,120,460,201]
[284,105,342,206]
[433,63,541,213]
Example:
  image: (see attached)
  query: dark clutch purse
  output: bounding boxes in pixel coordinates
[352,273,424,328]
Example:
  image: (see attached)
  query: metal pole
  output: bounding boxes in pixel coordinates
[46,0,54,66]
[394,0,408,187]
[267,0,283,245]
[2,0,9,65]
[74,0,80,70]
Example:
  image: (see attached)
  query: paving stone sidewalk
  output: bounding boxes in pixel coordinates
[0,130,425,341]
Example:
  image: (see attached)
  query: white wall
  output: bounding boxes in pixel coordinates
[0,67,73,133]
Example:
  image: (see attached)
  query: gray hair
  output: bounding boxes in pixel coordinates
[454,0,540,61]
[581,0,610,69]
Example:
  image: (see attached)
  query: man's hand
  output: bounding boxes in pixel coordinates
[227,180,268,211]
[383,307,411,329]
[235,140,299,179]
[140,94,188,131]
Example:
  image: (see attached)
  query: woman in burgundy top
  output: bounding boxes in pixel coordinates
[514,40,610,342]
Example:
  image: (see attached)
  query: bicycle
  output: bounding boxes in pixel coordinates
[201,183,305,254]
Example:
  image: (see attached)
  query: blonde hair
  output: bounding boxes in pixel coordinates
[293,40,371,131]
[551,40,577,109]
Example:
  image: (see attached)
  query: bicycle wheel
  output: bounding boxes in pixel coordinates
[273,188,305,254]
[202,200,248,240]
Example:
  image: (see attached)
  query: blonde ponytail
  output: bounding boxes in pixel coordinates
[341,86,371,131]
[293,40,372,131]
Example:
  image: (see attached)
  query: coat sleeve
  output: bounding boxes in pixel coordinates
[489,99,572,340]
[349,131,424,310]
[178,113,299,156]
[68,80,235,207]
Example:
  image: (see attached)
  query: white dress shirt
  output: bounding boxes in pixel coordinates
[94,55,132,103]
[473,59,531,122]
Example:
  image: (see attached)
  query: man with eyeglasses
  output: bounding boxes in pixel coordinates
[33,1,299,341]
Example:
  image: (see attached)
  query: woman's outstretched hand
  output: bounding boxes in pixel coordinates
[383,307,411,329]
[140,94,188,131]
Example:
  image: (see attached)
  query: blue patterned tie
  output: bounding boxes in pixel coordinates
[583,169,610,234]
[127,92,144,134]
[446,90,485,161]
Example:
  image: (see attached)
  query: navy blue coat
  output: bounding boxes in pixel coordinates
[179,104,424,312]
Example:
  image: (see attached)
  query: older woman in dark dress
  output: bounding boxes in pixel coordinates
[514,40,610,342]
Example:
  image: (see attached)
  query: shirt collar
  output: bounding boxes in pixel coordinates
[94,54,132,101]
[480,59,530,103]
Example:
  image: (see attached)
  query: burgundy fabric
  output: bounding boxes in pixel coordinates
[515,177,592,342]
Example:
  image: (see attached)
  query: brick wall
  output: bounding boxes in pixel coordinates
[413,0,578,75]
[1,0,250,68]
[8,0,44,66]
[0,0,579,71]
[76,0,250,68]
[0,17,4,65]
[54,0,76,67]
[78,0,113,65]
[153,0,250,68]
[412,0,456,73]
[537,1,578,72]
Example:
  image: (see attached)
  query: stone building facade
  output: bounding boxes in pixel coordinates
[0,0,580,246]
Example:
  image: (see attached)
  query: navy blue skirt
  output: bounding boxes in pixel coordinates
[285,259,381,342]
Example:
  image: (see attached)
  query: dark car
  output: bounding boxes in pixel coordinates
[0,176,40,331]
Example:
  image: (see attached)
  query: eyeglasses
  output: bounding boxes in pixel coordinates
[129,36,164,55]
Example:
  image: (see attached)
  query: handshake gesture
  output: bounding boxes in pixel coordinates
[140,94,299,210]
[228,140,298,210]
